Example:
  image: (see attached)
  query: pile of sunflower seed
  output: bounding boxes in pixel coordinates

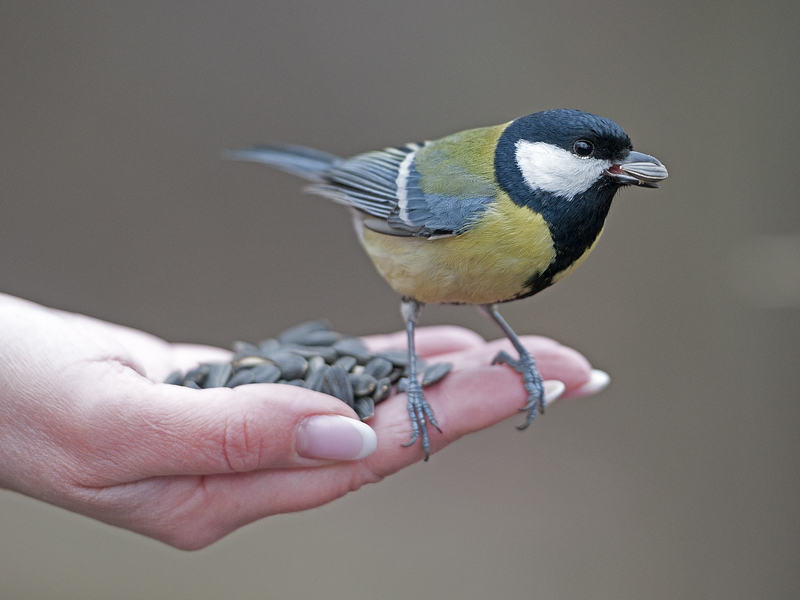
[163,319,452,421]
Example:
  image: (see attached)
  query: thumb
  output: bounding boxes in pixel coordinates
[79,372,378,484]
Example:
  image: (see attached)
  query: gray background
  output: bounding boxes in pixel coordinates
[1,1,798,598]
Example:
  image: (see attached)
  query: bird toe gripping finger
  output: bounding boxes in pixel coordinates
[401,381,441,461]
[492,349,545,429]
[492,350,521,371]
[482,305,546,430]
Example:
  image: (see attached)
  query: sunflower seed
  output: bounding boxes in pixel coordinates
[278,319,333,344]
[261,350,308,380]
[184,364,211,386]
[324,364,354,407]
[251,362,281,384]
[350,373,377,396]
[304,363,329,392]
[231,355,269,370]
[290,330,342,346]
[258,338,280,353]
[204,362,233,388]
[422,362,452,387]
[232,341,260,355]
[282,344,338,363]
[226,369,256,387]
[183,380,202,389]
[332,337,372,364]
[372,377,392,403]
[396,377,409,393]
[374,349,410,367]
[307,355,326,372]
[164,370,184,385]
[388,366,404,383]
[334,355,357,373]
[354,397,375,421]
[165,320,420,420]
[363,357,393,380]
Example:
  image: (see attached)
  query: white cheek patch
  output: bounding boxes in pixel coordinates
[515,140,611,201]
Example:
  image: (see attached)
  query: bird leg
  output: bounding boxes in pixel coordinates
[400,297,441,460]
[481,304,545,430]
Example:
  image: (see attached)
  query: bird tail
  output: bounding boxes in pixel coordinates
[224,144,342,182]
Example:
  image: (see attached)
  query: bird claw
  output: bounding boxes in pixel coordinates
[492,349,545,429]
[401,380,441,461]
[492,350,524,373]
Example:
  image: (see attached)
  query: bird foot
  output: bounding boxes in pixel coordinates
[401,380,441,461]
[492,350,545,429]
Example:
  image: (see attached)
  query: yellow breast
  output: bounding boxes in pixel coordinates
[359,193,557,304]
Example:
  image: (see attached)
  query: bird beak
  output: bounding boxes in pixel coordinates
[605,151,668,188]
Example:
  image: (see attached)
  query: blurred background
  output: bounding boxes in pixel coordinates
[1,1,798,598]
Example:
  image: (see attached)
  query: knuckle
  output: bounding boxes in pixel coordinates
[219,407,265,473]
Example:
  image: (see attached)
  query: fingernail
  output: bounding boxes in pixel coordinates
[569,369,611,398]
[296,415,377,461]
[543,380,566,405]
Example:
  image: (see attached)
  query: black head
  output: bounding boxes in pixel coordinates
[493,109,667,297]
[506,108,633,163]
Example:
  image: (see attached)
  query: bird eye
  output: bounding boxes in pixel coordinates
[573,140,594,157]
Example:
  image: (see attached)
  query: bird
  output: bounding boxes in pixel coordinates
[227,108,667,459]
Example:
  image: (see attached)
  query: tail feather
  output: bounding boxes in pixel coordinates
[224,144,342,182]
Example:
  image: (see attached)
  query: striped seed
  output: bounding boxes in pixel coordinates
[183,364,211,387]
[251,363,281,384]
[323,364,354,407]
[349,373,377,397]
[226,369,256,387]
[422,362,453,387]
[278,319,333,344]
[204,362,233,388]
[304,363,329,392]
[290,330,342,346]
[164,370,183,385]
[372,377,392,403]
[363,357,393,380]
[334,355,358,373]
[332,337,372,364]
[354,397,375,421]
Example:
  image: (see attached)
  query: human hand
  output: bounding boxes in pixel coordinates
[0,294,606,549]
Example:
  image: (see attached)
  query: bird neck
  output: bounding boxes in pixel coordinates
[524,183,616,293]
[494,137,618,297]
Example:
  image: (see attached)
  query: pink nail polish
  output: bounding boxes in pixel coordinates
[296,415,377,460]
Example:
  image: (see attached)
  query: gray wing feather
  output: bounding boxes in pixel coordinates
[306,145,417,221]
[228,142,487,238]
[224,145,342,182]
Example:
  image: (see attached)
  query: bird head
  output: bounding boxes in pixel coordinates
[495,108,667,205]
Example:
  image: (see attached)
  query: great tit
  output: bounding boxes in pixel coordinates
[228,108,667,459]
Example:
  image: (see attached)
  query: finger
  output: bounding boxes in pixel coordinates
[110,346,590,546]
[362,365,565,476]
[72,370,377,485]
[439,335,594,394]
[57,308,233,383]
[101,367,561,550]
[561,369,611,399]
[363,325,486,356]
[167,344,233,374]
[107,456,380,549]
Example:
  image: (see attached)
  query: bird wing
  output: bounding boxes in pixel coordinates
[308,123,507,238]
[307,146,412,222]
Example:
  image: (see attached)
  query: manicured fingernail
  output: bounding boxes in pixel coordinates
[543,380,566,405]
[296,415,377,460]
[569,369,611,398]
